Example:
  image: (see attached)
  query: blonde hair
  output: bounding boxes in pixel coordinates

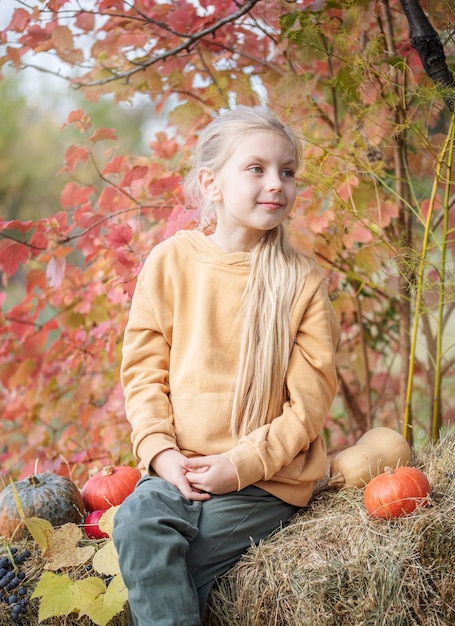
[183,106,310,439]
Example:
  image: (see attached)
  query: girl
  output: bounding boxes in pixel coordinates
[113,106,340,626]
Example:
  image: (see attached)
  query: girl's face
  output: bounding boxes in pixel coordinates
[199,130,297,250]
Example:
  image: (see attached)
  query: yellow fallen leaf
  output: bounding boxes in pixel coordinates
[43,522,95,570]
[10,479,26,520]
[31,571,77,621]
[25,517,53,549]
[79,573,128,626]
[98,505,119,536]
[92,538,121,576]
[70,576,106,608]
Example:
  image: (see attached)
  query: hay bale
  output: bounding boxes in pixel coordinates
[204,436,455,626]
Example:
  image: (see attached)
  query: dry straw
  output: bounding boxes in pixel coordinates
[204,436,455,626]
[0,436,453,625]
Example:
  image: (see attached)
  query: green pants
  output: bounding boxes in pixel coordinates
[112,475,299,626]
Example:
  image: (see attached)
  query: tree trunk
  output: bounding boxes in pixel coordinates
[399,0,455,111]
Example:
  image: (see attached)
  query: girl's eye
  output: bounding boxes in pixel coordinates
[248,165,263,174]
[281,169,295,178]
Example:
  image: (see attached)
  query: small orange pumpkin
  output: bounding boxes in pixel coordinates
[81,465,141,511]
[364,466,431,519]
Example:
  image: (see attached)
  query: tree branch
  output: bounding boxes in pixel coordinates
[73,0,262,89]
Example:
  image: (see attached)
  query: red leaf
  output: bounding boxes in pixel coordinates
[102,155,127,176]
[52,24,74,51]
[163,206,197,239]
[343,222,373,249]
[6,46,23,72]
[150,133,179,160]
[73,205,99,229]
[19,24,53,52]
[114,248,136,270]
[4,300,34,340]
[98,186,131,214]
[105,223,133,249]
[0,220,33,233]
[61,109,91,131]
[29,231,49,254]
[62,144,90,171]
[26,268,47,294]
[120,165,149,188]
[336,175,360,202]
[0,239,29,275]
[168,4,196,33]
[148,175,181,196]
[75,11,95,32]
[60,182,95,209]
[9,8,31,32]
[89,128,117,143]
[98,0,125,9]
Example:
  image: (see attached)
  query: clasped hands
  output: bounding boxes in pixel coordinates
[151,449,238,501]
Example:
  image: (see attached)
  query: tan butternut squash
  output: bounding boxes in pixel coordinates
[329,427,412,488]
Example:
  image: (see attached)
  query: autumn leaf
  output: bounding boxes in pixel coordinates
[119,164,149,189]
[75,11,95,32]
[89,128,118,143]
[101,154,127,176]
[0,219,33,233]
[342,222,373,249]
[150,132,179,159]
[31,570,127,626]
[26,518,54,550]
[9,8,31,32]
[60,182,95,209]
[148,174,181,196]
[61,109,92,131]
[92,539,121,577]
[62,144,91,171]
[163,205,197,238]
[78,573,127,626]
[43,523,95,570]
[53,24,75,52]
[70,576,106,614]
[105,223,133,249]
[31,572,78,620]
[98,505,118,536]
[336,175,360,203]
[0,239,29,275]
[46,255,66,288]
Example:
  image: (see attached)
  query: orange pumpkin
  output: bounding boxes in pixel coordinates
[81,465,141,511]
[0,473,84,539]
[364,466,431,519]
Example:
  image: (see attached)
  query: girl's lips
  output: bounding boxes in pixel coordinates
[259,201,284,209]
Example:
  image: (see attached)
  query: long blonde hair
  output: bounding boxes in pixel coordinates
[183,107,310,438]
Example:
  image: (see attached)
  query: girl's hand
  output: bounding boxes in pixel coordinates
[184,455,238,495]
[151,449,211,501]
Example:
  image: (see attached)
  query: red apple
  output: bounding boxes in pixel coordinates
[83,509,110,539]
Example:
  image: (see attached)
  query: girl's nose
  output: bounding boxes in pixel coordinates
[267,173,282,192]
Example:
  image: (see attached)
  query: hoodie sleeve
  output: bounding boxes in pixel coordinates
[223,274,340,490]
[120,249,179,473]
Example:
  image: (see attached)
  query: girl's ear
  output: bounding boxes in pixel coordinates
[198,167,222,202]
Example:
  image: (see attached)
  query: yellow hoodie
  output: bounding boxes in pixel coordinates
[121,230,340,507]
